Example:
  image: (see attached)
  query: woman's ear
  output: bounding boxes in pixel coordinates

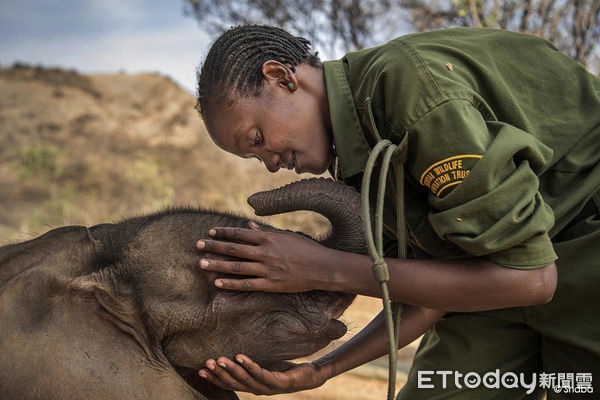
[262,60,298,92]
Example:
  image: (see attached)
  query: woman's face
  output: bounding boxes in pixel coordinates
[204,63,334,175]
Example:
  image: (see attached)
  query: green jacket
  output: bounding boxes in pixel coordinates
[323,28,600,269]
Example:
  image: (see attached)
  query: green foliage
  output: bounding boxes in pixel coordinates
[124,155,175,210]
[17,144,63,181]
[26,185,80,232]
[10,144,175,236]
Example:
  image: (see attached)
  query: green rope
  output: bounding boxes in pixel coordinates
[360,139,403,400]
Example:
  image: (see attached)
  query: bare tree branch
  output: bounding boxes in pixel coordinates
[469,0,484,27]
[183,0,600,73]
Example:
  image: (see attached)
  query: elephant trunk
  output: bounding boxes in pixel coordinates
[247,178,366,254]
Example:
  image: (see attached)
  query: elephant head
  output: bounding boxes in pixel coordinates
[0,178,366,399]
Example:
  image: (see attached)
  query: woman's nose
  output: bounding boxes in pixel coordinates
[265,161,280,173]
[264,153,281,173]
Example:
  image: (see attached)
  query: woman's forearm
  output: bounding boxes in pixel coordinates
[197,226,556,311]
[321,250,556,312]
[314,306,444,380]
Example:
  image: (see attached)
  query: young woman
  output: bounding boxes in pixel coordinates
[193,25,600,398]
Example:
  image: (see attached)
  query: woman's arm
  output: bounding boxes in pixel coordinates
[197,225,557,312]
[329,252,557,312]
[199,306,445,394]
[314,306,444,377]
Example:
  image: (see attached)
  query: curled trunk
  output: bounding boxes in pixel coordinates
[248,178,366,254]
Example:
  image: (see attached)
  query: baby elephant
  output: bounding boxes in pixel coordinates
[0,178,365,400]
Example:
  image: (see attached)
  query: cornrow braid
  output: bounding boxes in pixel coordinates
[195,25,322,119]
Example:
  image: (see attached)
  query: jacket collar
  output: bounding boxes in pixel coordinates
[323,59,372,180]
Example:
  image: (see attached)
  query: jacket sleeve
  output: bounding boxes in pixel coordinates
[406,99,557,269]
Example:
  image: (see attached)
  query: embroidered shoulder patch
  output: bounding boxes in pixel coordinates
[419,155,482,197]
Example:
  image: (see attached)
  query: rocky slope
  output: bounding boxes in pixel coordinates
[0,64,328,241]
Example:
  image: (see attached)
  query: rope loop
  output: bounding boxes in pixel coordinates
[361,139,404,400]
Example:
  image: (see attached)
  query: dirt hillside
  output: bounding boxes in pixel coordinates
[0,64,330,241]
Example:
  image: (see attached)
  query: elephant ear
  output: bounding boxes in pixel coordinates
[175,366,240,400]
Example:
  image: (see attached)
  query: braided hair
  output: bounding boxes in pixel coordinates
[196,25,321,119]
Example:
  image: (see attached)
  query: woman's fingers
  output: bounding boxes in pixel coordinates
[213,277,275,292]
[201,365,248,392]
[199,358,274,394]
[215,357,273,393]
[234,354,291,389]
[197,238,257,259]
[199,259,262,276]
[198,257,278,291]
[210,226,267,244]
[198,368,226,389]
[199,356,321,395]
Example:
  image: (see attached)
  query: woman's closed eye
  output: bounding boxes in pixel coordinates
[252,131,262,147]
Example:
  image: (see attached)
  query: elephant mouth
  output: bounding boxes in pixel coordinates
[172,296,353,399]
[304,290,355,340]
[323,318,348,340]
[265,312,348,342]
[172,316,348,400]
[265,290,354,341]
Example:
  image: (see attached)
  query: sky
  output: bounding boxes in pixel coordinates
[0,0,211,93]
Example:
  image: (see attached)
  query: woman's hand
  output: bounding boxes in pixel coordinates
[196,221,339,293]
[198,355,329,395]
